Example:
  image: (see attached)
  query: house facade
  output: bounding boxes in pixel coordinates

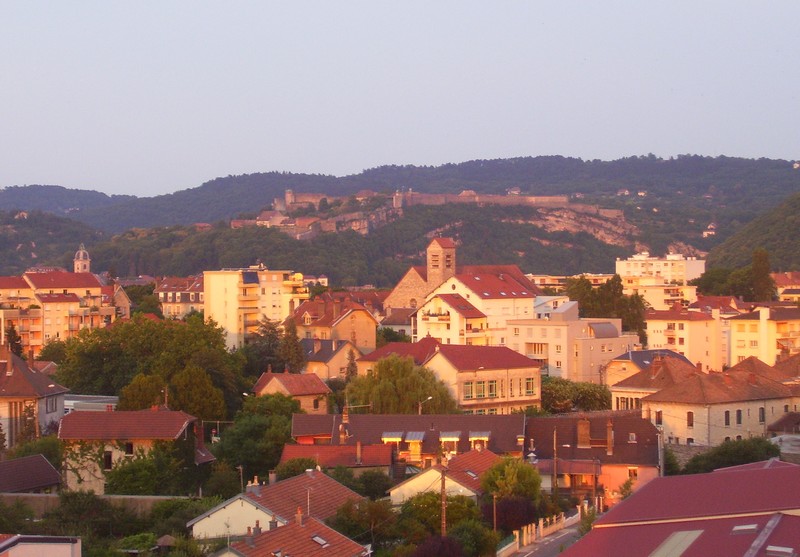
[251,371,331,415]
[300,338,361,381]
[644,304,725,372]
[287,294,378,354]
[203,265,309,349]
[155,275,204,319]
[729,307,800,365]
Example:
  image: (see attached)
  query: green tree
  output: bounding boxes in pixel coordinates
[118,373,166,410]
[279,319,305,373]
[480,457,541,502]
[345,348,358,379]
[9,435,63,470]
[327,465,362,492]
[448,518,500,557]
[577,507,597,538]
[203,462,241,499]
[689,268,733,296]
[327,498,399,552]
[104,443,183,495]
[541,377,611,414]
[6,322,23,357]
[213,393,301,479]
[358,469,393,500]
[377,327,411,347]
[682,437,780,474]
[399,492,480,541]
[751,248,776,302]
[38,339,68,363]
[239,317,285,376]
[346,355,459,414]
[170,364,227,420]
[0,498,33,534]
[618,477,634,499]
[663,447,681,476]
[275,457,318,480]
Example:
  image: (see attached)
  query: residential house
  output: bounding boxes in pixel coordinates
[389,448,502,505]
[413,293,490,346]
[526,412,661,508]
[641,357,794,446]
[604,349,693,388]
[155,275,204,319]
[773,271,800,302]
[203,265,309,349]
[287,294,379,354]
[291,413,528,469]
[58,407,214,494]
[422,344,541,414]
[610,354,700,411]
[188,470,363,539]
[416,268,537,345]
[214,513,369,557]
[279,443,394,478]
[0,346,68,449]
[251,371,331,415]
[379,308,415,338]
[644,303,724,372]
[729,307,800,365]
[355,337,439,376]
[301,338,361,382]
[505,301,638,384]
[0,535,81,556]
[561,461,800,557]
[0,454,61,493]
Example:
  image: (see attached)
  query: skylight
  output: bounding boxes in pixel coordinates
[312,535,330,548]
[731,524,758,535]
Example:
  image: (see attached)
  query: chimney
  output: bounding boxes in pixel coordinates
[245,526,254,547]
[268,470,277,485]
[253,520,262,536]
[333,299,341,320]
[650,355,664,379]
[295,507,304,525]
[356,441,362,465]
[748,373,757,386]
[696,362,702,373]
[606,419,614,456]
[314,337,321,354]
[268,519,278,531]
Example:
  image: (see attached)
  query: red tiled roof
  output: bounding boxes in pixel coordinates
[593,465,800,527]
[0,348,69,398]
[711,457,798,472]
[23,271,103,289]
[430,237,456,249]
[772,271,800,287]
[279,444,393,468]
[645,304,713,321]
[775,352,800,378]
[728,356,797,382]
[252,372,331,397]
[380,308,414,326]
[357,337,440,364]
[245,470,363,523]
[454,270,535,299]
[426,344,537,371]
[35,293,81,304]
[612,355,698,390]
[229,515,366,557]
[688,295,746,313]
[0,454,61,492]
[642,368,792,404]
[154,275,203,293]
[58,408,196,440]
[431,294,485,318]
[442,449,501,493]
[0,276,30,289]
[729,307,800,321]
[289,296,378,328]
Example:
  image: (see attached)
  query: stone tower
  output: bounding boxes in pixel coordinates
[74,243,91,273]
[426,237,456,287]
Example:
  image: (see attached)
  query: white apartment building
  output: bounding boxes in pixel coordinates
[616,252,706,284]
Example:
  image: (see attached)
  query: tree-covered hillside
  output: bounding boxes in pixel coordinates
[4,156,799,241]
[86,204,630,285]
[707,191,800,271]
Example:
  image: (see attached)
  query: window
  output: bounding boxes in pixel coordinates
[313,398,320,410]
[736,409,742,425]
[513,328,520,336]
[103,451,113,471]
[687,411,694,428]
[628,433,637,443]
[759,407,765,423]
[750,340,758,348]
[488,380,497,398]
[125,442,134,456]
[687,438,694,445]
[724,410,730,426]
[628,467,638,479]
[655,411,663,425]
[555,345,562,354]
[524,378,535,396]
[475,381,486,399]
[464,382,474,400]
[678,323,685,330]
[46,396,57,413]
[785,405,790,413]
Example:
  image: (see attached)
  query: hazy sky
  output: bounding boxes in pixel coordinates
[2,3,798,197]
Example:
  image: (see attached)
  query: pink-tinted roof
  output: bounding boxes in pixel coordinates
[455,271,535,299]
[0,348,69,398]
[289,296,378,328]
[645,305,713,321]
[773,271,800,287]
[0,454,61,492]
[35,293,81,304]
[252,372,331,396]
[279,443,393,468]
[229,515,365,557]
[357,337,440,364]
[430,237,456,249]
[426,344,537,371]
[245,470,363,523]
[442,449,501,493]
[0,276,30,289]
[563,513,800,557]
[432,294,486,318]
[58,408,196,440]
[612,355,698,390]
[24,271,103,289]
[642,368,792,404]
[594,465,800,527]
[155,275,203,293]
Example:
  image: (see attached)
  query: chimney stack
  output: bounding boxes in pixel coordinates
[295,507,304,525]
[268,470,277,485]
[606,419,614,456]
[696,362,702,373]
[356,441,362,465]
[253,520,262,536]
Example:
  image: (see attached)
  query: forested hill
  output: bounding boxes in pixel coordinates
[707,191,800,271]
[2,155,799,235]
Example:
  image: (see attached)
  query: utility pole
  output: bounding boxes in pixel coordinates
[440,463,447,537]
[553,427,559,501]
[493,493,497,532]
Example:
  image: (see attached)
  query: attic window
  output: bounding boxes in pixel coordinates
[466,471,478,479]
[312,536,330,548]
[628,433,637,443]
[766,547,796,557]
[731,524,758,535]
[500,292,507,296]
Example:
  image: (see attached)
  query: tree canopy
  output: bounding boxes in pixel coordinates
[681,437,780,475]
[480,457,541,502]
[345,355,459,414]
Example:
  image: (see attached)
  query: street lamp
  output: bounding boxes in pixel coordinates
[418,396,433,415]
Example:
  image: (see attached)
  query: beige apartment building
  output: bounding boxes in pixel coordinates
[616,252,705,284]
[644,304,725,372]
[620,275,698,311]
[413,293,490,346]
[505,301,638,384]
[729,307,800,365]
[203,265,309,349]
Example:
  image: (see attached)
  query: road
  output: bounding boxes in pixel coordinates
[514,522,581,557]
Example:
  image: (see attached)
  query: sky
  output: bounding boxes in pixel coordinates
[1,2,798,198]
